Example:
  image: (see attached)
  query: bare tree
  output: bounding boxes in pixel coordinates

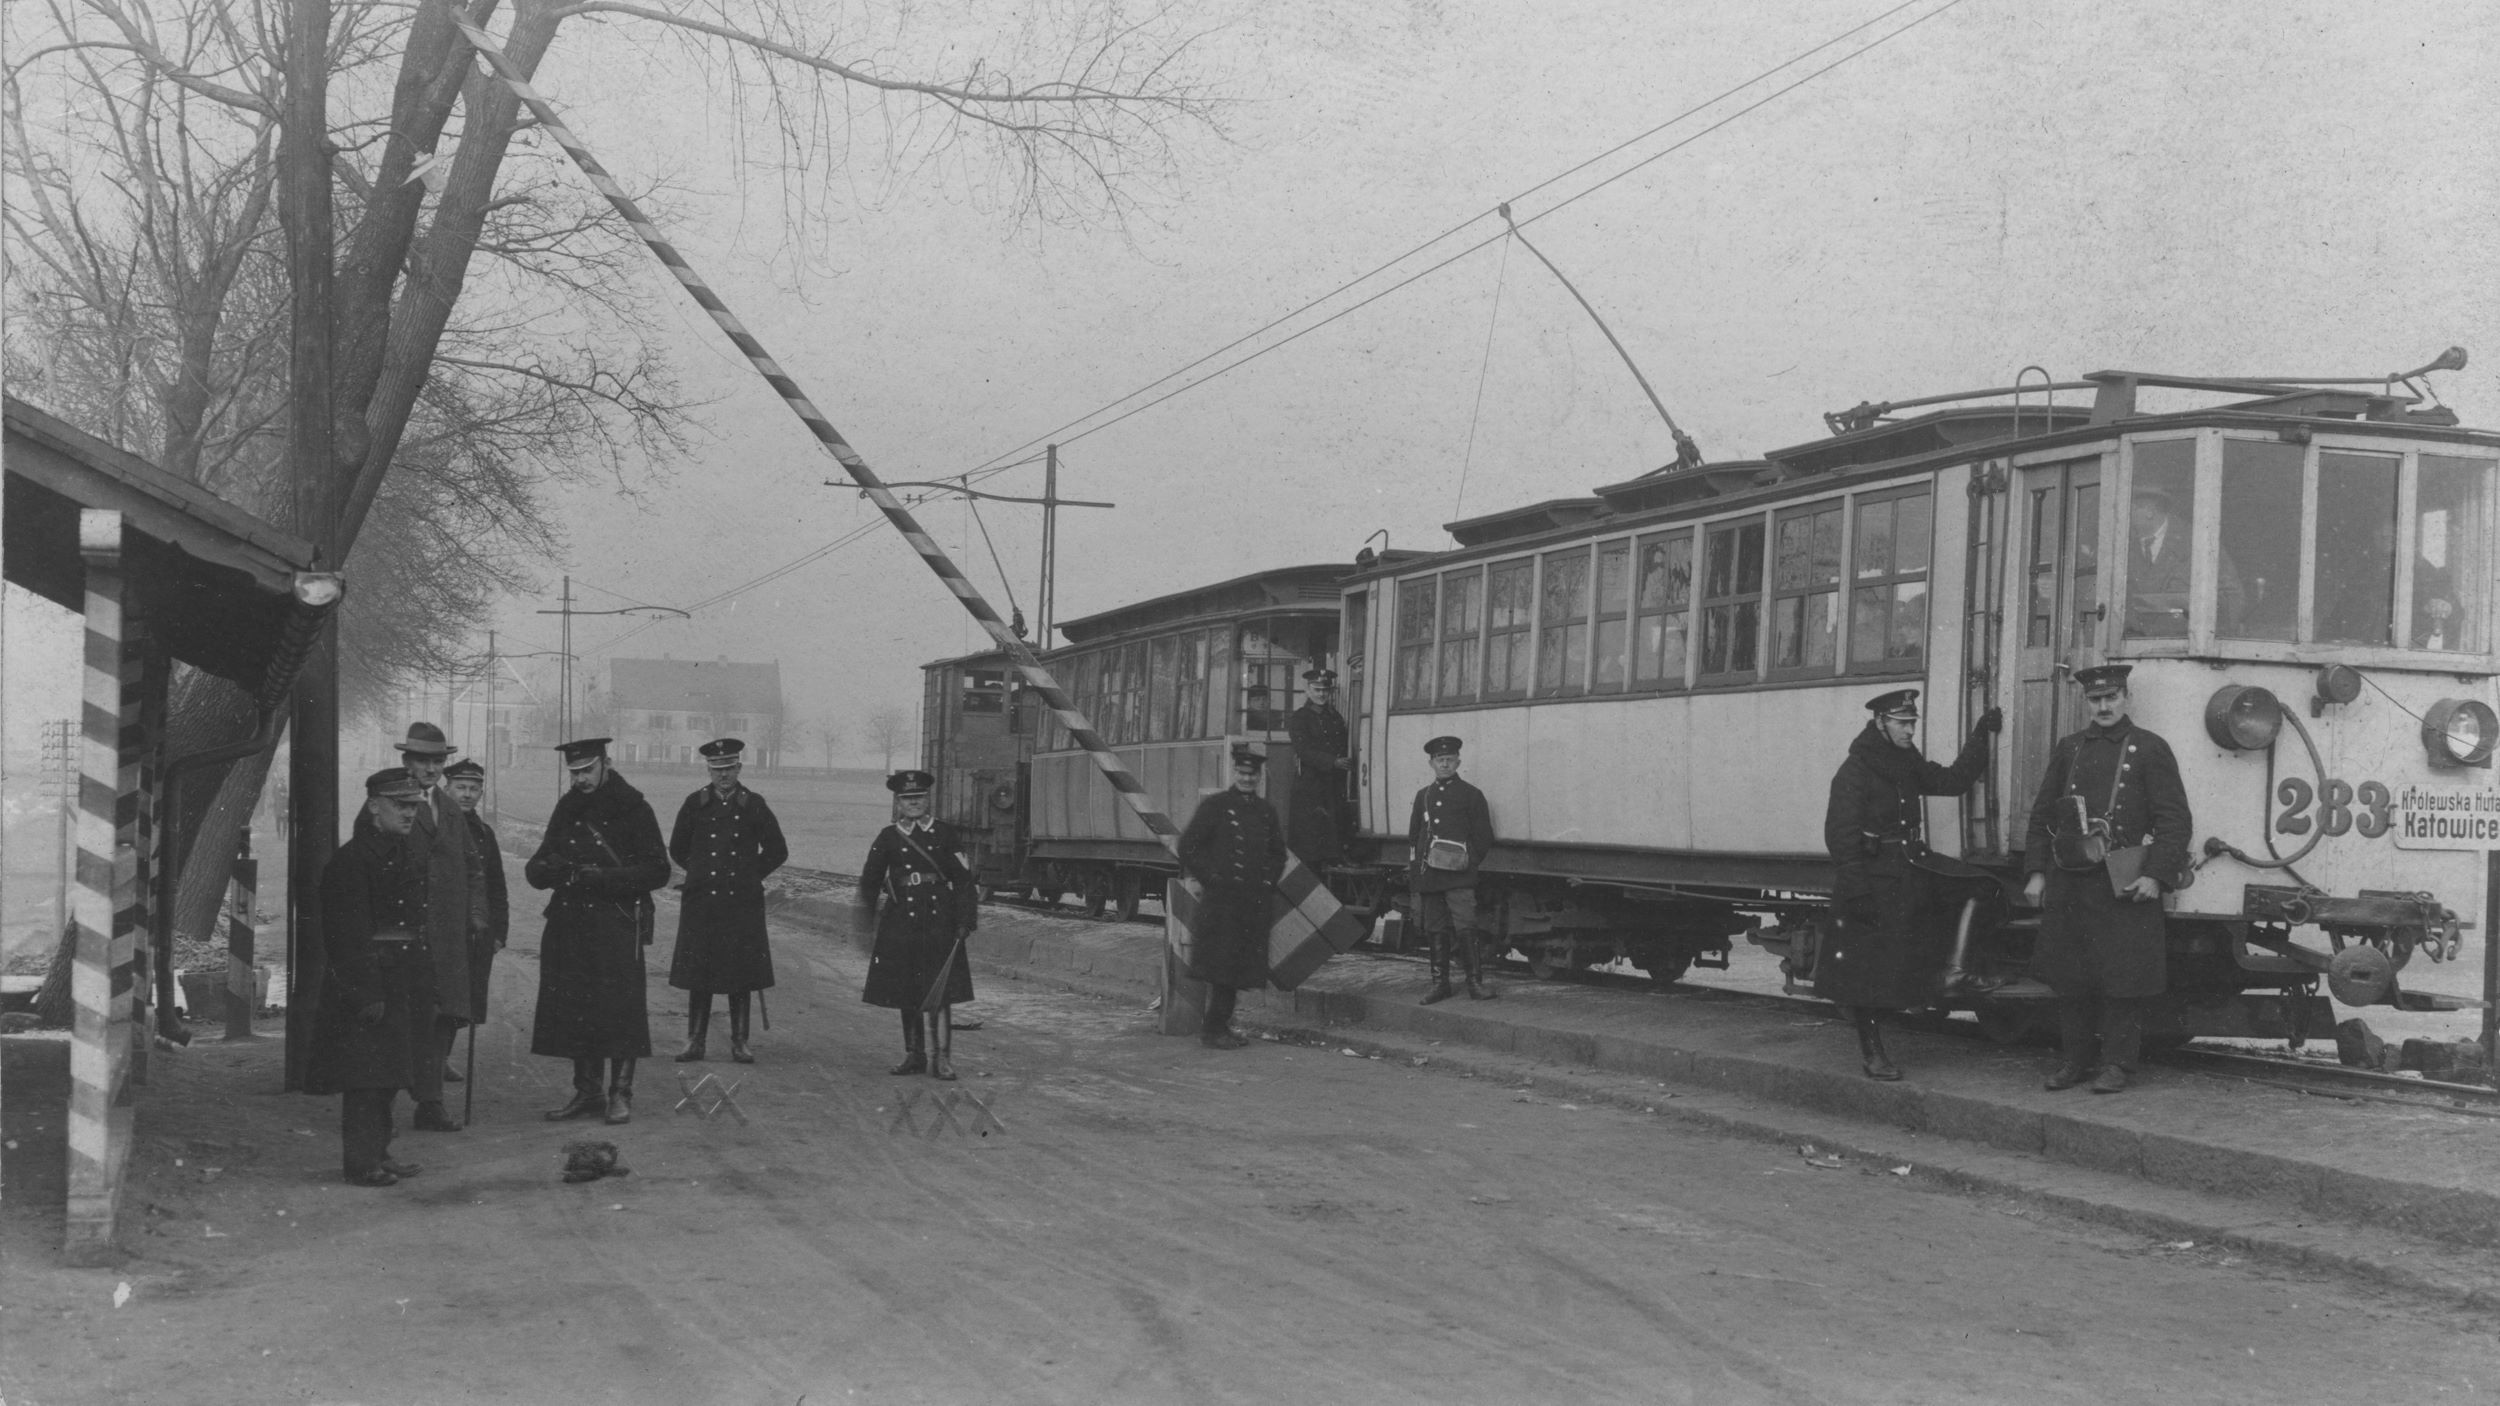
[863,704,912,773]
[6,0,1224,961]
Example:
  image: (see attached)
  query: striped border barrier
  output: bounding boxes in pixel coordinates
[453,21,1366,980]
[66,509,135,1255]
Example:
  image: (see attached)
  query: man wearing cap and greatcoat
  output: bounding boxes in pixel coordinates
[363,722,487,1132]
[668,739,789,1064]
[1408,735,1497,1004]
[306,769,439,1187]
[1177,745,1289,1049]
[528,739,672,1124]
[2022,664,2193,1095]
[1285,668,1353,866]
[443,759,508,1048]
[858,771,978,1078]
[1820,689,2001,1080]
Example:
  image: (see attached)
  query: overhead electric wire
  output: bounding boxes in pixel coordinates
[958,0,1951,477]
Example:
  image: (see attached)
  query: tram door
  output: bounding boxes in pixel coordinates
[2011,460,2104,839]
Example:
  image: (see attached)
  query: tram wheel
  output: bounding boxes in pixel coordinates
[1644,951,1694,988]
[1114,871,1143,922]
[1525,943,1568,981]
[1081,871,1111,918]
[1973,1004,2041,1046]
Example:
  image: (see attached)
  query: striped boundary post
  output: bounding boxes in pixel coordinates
[66,509,135,1254]
[453,21,1367,980]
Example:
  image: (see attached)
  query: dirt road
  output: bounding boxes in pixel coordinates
[5,905,2492,1405]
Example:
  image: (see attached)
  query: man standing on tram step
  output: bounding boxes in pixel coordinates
[527,738,672,1124]
[306,769,438,1187]
[2021,664,2193,1095]
[361,722,487,1132]
[1820,689,2001,1080]
[1177,744,1289,1050]
[442,759,507,1046]
[1285,668,1352,866]
[1408,735,1497,1004]
[668,738,789,1064]
[858,770,978,1078]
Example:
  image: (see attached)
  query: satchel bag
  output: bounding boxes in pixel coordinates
[2050,738,2133,875]
[1424,837,1472,872]
[2102,843,2150,899]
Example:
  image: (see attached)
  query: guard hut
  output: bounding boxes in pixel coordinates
[3,396,339,1259]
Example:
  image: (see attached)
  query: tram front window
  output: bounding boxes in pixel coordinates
[2415,455,2493,652]
[2313,451,2400,645]
[2217,440,2298,642]
[2123,441,2201,639]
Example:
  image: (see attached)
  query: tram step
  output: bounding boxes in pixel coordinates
[2397,989,2489,1013]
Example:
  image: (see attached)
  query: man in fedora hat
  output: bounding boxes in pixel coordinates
[2125,482,2245,638]
[526,738,672,1124]
[367,722,487,1131]
[1819,689,2000,1079]
[857,770,977,1077]
[1408,735,1497,1004]
[305,769,439,1187]
[2021,664,2193,1094]
[667,739,789,1063]
[1285,667,1353,866]
[1177,744,1288,1049]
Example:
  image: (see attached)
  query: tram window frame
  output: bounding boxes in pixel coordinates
[1394,576,1437,708]
[2411,454,2494,653]
[2120,437,2201,643]
[1767,498,1844,680]
[1846,485,1933,676]
[1436,566,1484,704]
[1697,515,1768,686]
[1482,558,1535,701]
[1631,529,1695,690]
[1204,625,1235,733]
[1145,636,1180,741]
[1535,545,1593,698]
[2309,447,2400,646]
[2216,437,2306,644]
[1592,539,1632,693]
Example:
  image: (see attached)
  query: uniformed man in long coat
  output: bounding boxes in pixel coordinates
[1407,735,1497,1003]
[368,722,487,1132]
[1177,744,1289,1049]
[2021,664,2193,1094]
[306,769,438,1187]
[527,738,672,1123]
[1820,689,2000,1079]
[443,759,507,1076]
[668,738,789,1064]
[858,770,977,1079]
[1285,668,1352,865]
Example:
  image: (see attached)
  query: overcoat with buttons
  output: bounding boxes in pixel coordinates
[461,810,509,1020]
[1285,700,1352,863]
[2022,719,2193,998]
[1817,720,1993,1008]
[1406,775,1494,894]
[858,820,976,1009]
[1178,786,1288,990]
[524,770,671,1060]
[304,827,439,1095]
[666,782,789,994]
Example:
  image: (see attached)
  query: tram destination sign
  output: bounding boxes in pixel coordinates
[2392,785,2500,849]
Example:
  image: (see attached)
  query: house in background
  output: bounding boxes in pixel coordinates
[607,656,786,768]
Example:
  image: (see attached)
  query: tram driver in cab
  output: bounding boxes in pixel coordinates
[2125,483,2246,638]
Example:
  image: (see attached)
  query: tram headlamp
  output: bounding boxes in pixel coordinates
[2203,684,2284,752]
[2311,664,2362,714]
[2420,698,2498,769]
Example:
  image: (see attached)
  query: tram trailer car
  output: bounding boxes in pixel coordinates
[1339,364,2498,1046]
[921,559,1425,920]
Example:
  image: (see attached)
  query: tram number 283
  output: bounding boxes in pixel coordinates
[2275,778,2394,838]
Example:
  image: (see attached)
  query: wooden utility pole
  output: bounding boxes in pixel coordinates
[1040,445,1059,645]
[282,0,337,1091]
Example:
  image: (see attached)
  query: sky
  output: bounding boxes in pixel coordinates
[9,0,2500,762]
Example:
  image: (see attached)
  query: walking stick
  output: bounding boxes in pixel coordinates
[461,1021,477,1125]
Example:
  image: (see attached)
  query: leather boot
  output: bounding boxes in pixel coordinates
[2044,997,2096,1090]
[1420,931,1454,1005]
[728,992,755,1064]
[675,994,711,1062]
[604,1058,636,1125]
[930,1008,957,1081]
[546,1059,605,1120]
[1463,929,1497,1000]
[1854,1008,1902,1081]
[889,1008,927,1075]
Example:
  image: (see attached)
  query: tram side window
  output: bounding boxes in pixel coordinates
[1204,626,1234,733]
[1438,568,1482,703]
[1394,577,1436,707]
[2413,455,2493,652]
[1482,560,1534,700]
[1167,632,1210,739]
[1632,530,1693,688]
[2312,450,2401,645]
[1238,618,1302,730]
[1592,540,1631,692]
[960,669,1007,715]
[1848,488,1930,673]
[2216,439,2300,642]
[2123,440,2200,639]
[1145,636,1180,741]
[1535,546,1591,698]
[1769,500,1842,676]
[1699,516,1766,683]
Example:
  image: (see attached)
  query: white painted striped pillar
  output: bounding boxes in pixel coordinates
[66,509,135,1256]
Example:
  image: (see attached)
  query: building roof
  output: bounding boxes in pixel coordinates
[608,657,784,715]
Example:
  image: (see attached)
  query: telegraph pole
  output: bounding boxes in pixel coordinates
[1041,445,1059,645]
[282,0,338,1091]
[485,629,500,826]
